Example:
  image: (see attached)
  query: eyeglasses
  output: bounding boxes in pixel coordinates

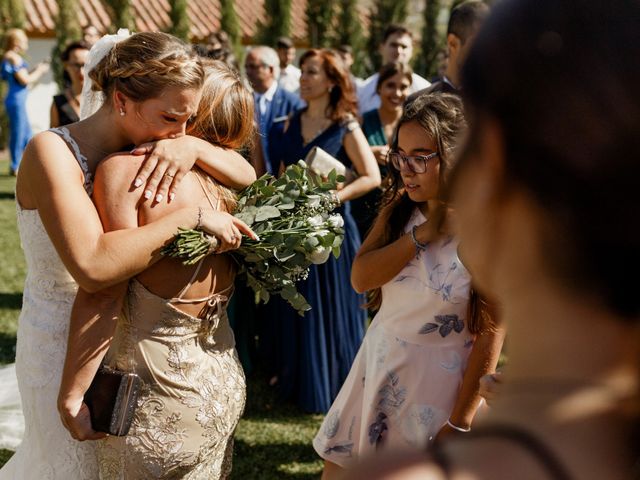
[388,151,439,174]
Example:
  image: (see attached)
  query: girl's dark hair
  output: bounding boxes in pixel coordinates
[299,48,358,122]
[376,62,413,93]
[366,93,466,313]
[461,0,640,320]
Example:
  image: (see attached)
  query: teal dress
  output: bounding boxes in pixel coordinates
[351,109,388,239]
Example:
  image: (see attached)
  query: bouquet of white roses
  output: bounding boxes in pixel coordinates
[161,161,345,315]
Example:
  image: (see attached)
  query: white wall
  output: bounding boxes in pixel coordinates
[24,38,58,133]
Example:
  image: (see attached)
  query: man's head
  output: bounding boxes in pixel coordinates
[245,46,280,93]
[336,45,354,71]
[447,1,489,75]
[380,25,414,66]
[276,37,296,69]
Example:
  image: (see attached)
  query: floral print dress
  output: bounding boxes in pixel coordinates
[312,208,473,467]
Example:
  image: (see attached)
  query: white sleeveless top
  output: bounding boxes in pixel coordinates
[0,127,99,478]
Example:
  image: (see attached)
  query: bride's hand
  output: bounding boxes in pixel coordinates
[130,135,203,204]
[199,209,259,253]
[58,398,107,441]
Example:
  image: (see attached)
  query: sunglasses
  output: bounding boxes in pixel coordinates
[389,151,439,174]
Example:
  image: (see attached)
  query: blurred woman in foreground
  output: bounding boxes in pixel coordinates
[347,0,640,478]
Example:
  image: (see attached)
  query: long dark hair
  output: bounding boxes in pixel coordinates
[460,0,640,320]
[366,93,466,312]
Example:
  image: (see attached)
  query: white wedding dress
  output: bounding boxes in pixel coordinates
[0,127,98,478]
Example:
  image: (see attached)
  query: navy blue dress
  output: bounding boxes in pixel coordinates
[271,109,367,413]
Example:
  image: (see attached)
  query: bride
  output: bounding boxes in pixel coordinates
[0,31,255,479]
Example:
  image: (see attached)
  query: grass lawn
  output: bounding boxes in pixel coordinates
[0,157,324,478]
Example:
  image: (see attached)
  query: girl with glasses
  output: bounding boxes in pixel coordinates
[313,93,504,478]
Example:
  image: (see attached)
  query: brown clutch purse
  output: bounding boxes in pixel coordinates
[84,366,141,436]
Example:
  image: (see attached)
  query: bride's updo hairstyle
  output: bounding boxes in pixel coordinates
[89,32,204,104]
[459,0,640,320]
[187,59,255,150]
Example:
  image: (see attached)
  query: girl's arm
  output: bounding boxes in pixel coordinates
[439,306,506,436]
[18,133,254,293]
[129,135,256,202]
[351,204,438,292]
[337,125,381,203]
[57,284,127,441]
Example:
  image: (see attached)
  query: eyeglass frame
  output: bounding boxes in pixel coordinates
[388,151,439,174]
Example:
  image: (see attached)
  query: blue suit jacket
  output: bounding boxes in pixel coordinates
[261,87,304,174]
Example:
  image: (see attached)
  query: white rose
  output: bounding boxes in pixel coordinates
[327,214,344,228]
[307,215,325,227]
[308,246,332,264]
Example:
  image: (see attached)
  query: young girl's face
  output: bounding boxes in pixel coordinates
[395,120,441,203]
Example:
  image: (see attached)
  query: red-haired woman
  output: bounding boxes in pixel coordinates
[272,49,381,413]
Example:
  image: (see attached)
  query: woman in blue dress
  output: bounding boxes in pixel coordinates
[1,29,49,175]
[273,48,381,413]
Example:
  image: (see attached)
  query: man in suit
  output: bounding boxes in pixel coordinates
[357,25,431,114]
[245,46,304,175]
[406,1,489,103]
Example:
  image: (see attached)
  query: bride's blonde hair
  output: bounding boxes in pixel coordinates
[89,32,204,103]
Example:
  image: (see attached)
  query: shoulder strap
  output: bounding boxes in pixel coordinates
[431,423,573,480]
[49,127,93,195]
[193,170,220,211]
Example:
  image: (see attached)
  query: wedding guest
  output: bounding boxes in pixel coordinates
[1,28,49,175]
[314,94,504,478]
[347,0,640,478]
[336,44,363,88]
[351,62,413,239]
[276,36,301,93]
[275,48,381,413]
[407,1,489,103]
[67,59,256,478]
[357,25,429,114]
[82,25,100,48]
[51,41,90,127]
[0,31,255,479]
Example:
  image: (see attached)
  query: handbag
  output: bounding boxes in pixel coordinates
[304,146,358,183]
[84,365,141,436]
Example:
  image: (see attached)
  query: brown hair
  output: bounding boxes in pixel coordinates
[187,59,255,151]
[89,32,204,104]
[299,48,358,122]
[3,28,26,52]
[376,62,413,93]
[366,94,469,314]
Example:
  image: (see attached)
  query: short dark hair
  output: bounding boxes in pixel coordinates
[382,24,412,44]
[336,45,353,56]
[448,1,489,44]
[60,41,91,62]
[276,36,294,49]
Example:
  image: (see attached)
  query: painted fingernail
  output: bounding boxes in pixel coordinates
[155,194,163,203]
[169,192,176,202]
[144,190,152,199]
[134,178,143,188]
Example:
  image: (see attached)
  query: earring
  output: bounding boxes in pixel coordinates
[119,107,125,116]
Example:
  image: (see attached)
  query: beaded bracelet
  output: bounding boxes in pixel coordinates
[411,224,430,252]
[447,419,471,433]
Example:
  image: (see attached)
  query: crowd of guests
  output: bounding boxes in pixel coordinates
[2,0,639,478]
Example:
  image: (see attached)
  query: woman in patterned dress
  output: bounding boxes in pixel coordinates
[313,94,504,478]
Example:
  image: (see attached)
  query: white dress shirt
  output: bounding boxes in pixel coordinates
[278,64,301,93]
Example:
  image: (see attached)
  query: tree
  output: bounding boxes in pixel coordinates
[306,0,337,48]
[0,0,25,29]
[219,0,242,55]
[52,0,81,89]
[168,0,190,41]
[335,0,366,76]
[105,0,135,32]
[366,0,409,73]
[415,0,444,78]
[257,0,292,46]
